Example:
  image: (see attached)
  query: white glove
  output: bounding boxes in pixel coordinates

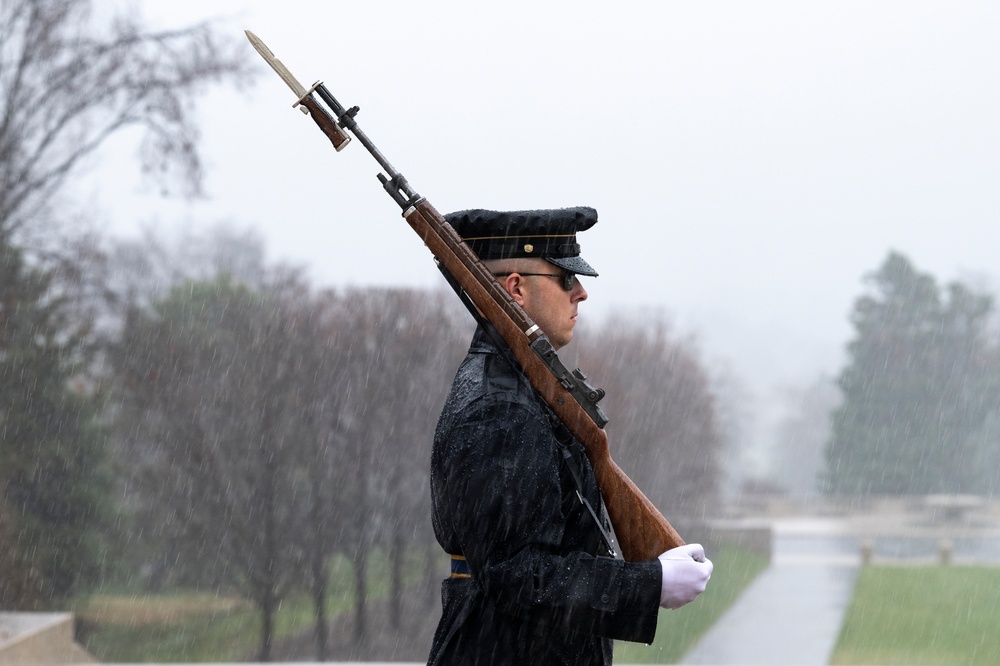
[658,543,713,609]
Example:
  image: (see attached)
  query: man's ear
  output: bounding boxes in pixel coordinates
[502,273,527,306]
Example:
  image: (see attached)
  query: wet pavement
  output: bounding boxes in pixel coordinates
[679,512,1000,665]
[680,526,859,665]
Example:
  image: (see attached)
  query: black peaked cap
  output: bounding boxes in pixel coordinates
[444,206,599,276]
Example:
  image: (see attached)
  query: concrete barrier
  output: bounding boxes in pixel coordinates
[0,612,95,665]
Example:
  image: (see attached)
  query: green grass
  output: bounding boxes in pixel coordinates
[75,553,390,663]
[77,595,258,663]
[614,545,769,664]
[831,564,1000,665]
[77,547,766,663]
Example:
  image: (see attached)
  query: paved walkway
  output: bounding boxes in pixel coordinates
[679,511,1000,665]
[681,519,865,665]
[680,558,858,665]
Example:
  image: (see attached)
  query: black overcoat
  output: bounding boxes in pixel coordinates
[427,327,661,665]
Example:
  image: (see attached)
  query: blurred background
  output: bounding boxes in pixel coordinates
[2,1,999,664]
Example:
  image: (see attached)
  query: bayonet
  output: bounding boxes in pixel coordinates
[245,30,350,151]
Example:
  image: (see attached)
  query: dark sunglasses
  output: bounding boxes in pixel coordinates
[492,271,577,292]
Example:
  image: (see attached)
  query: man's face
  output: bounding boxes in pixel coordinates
[504,260,588,350]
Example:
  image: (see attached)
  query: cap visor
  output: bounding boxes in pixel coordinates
[546,255,598,277]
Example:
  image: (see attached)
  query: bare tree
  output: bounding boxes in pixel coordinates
[281,286,358,662]
[0,0,253,238]
[356,289,466,630]
[313,287,463,645]
[578,314,723,527]
[106,223,271,315]
[112,272,319,661]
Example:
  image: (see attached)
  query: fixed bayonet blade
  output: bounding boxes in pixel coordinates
[245,30,309,100]
[245,29,352,150]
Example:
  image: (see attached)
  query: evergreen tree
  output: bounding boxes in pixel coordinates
[0,240,111,608]
[824,251,1000,495]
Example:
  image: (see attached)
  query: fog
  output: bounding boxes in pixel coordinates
[82,1,1000,473]
[0,5,990,664]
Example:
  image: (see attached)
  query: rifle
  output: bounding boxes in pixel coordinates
[245,31,684,561]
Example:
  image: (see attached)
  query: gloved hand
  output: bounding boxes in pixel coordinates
[658,543,713,609]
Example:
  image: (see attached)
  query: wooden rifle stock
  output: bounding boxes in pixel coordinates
[245,31,683,561]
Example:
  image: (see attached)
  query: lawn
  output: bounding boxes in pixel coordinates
[75,554,363,663]
[76,546,767,663]
[615,545,769,664]
[75,592,259,663]
[831,564,1000,665]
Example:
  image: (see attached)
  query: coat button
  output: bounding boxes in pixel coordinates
[601,594,610,604]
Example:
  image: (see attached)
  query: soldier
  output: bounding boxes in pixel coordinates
[427,207,713,665]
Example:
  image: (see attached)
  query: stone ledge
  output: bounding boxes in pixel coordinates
[0,612,95,665]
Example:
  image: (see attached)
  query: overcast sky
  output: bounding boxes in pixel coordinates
[85,1,1000,460]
